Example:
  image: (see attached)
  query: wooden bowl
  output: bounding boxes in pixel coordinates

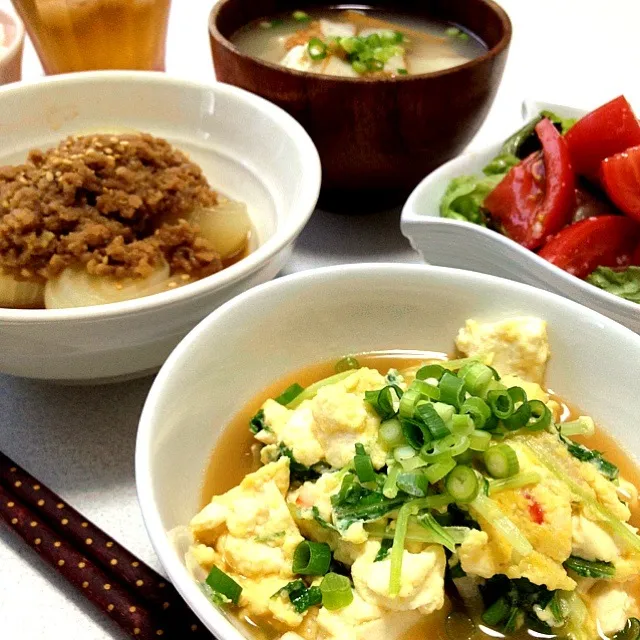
[209,0,512,211]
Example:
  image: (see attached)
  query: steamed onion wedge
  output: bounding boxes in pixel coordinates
[44,260,173,309]
[0,271,45,308]
[165,198,251,260]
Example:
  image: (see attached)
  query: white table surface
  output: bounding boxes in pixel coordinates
[1,0,640,637]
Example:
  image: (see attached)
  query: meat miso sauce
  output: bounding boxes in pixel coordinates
[187,318,640,640]
[0,133,252,309]
[231,7,486,79]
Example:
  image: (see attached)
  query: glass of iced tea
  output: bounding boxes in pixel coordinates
[11,0,172,74]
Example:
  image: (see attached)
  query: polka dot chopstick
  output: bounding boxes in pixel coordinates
[0,452,212,639]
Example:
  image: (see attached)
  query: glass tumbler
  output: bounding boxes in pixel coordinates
[11,0,172,74]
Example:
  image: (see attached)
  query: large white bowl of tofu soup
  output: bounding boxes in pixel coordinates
[137,264,640,640]
[231,8,486,79]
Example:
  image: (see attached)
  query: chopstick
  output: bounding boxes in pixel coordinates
[0,451,212,639]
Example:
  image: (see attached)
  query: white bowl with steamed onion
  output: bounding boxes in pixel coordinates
[136,263,640,640]
[0,71,320,382]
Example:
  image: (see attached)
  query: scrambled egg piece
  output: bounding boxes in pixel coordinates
[189,458,305,628]
[258,368,387,471]
[456,317,550,384]
[588,582,639,636]
[351,541,446,614]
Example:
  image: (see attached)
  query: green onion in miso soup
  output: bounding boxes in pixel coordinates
[231,7,486,78]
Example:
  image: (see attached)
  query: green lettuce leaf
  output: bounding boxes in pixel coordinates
[439,174,503,226]
[586,266,640,304]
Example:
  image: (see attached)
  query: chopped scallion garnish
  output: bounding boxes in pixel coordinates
[292,540,332,576]
[484,444,519,479]
[307,37,327,61]
[353,443,376,483]
[445,465,479,503]
[205,566,242,605]
[320,572,353,610]
[335,355,360,373]
[293,10,310,21]
[275,382,304,406]
[488,471,541,495]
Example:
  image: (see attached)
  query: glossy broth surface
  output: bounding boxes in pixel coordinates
[231,6,487,77]
[201,353,640,640]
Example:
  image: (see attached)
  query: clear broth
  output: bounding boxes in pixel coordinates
[200,353,640,640]
[231,6,487,77]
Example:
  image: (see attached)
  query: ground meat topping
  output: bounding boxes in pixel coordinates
[0,133,222,280]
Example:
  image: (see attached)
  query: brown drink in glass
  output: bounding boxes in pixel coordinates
[11,0,171,74]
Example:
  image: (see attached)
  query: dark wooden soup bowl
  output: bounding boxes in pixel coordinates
[209,0,511,211]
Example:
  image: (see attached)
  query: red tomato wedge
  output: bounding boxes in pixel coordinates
[538,215,640,279]
[484,118,575,250]
[601,145,640,222]
[565,95,640,180]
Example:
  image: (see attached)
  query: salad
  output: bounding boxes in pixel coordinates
[441,96,640,304]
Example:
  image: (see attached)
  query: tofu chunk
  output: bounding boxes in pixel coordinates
[589,582,638,636]
[188,459,306,629]
[351,541,446,614]
[572,512,620,563]
[316,590,422,640]
[456,317,550,384]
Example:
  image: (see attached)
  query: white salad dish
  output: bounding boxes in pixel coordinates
[0,71,320,382]
[400,100,640,334]
[136,262,640,640]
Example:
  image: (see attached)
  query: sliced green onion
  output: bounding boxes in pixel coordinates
[340,36,361,54]
[460,362,494,397]
[469,429,492,452]
[365,385,402,421]
[488,471,541,495]
[400,417,431,450]
[292,540,331,575]
[396,68,408,75]
[445,465,479,503]
[432,402,455,424]
[416,403,450,440]
[470,494,533,556]
[307,37,327,61]
[425,456,456,484]
[508,386,527,404]
[353,444,376,483]
[445,26,461,37]
[440,357,481,371]
[400,455,428,471]
[389,501,412,596]
[487,389,514,419]
[383,463,401,498]
[439,372,466,409]
[481,595,510,626]
[484,444,519,478]
[411,378,441,400]
[206,565,242,605]
[613,618,640,640]
[560,416,595,437]
[451,414,474,436]
[320,573,353,610]
[415,363,445,381]
[399,388,420,419]
[454,449,474,465]
[275,383,304,406]
[287,371,353,408]
[460,397,492,429]
[502,401,531,431]
[378,418,405,449]
[335,355,360,373]
[421,434,470,462]
[526,400,552,431]
[351,60,368,74]
[396,470,429,497]
[293,10,310,21]
[393,444,417,462]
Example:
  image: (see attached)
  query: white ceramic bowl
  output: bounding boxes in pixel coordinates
[400,100,640,334]
[0,71,320,382]
[136,263,640,640]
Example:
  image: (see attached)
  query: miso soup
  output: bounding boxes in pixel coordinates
[231,6,487,79]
